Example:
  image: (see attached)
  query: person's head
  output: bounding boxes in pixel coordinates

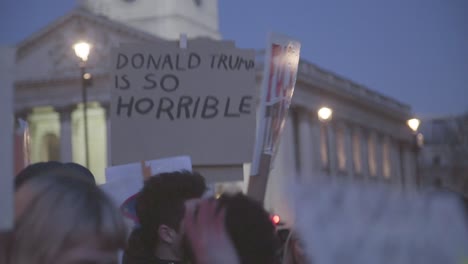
[135,170,206,259]
[14,161,63,189]
[15,161,95,189]
[217,193,280,264]
[14,161,96,220]
[10,172,127,264]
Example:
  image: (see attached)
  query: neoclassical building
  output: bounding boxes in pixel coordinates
[10,0,418,214]
[263,59,417,217]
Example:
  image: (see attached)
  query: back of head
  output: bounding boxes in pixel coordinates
[14,161,63,189]
[11,172,127,264]
[218,193,279,264]
[15,161,95,190]
[124,170,206,262]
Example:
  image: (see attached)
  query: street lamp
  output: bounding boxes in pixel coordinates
[318,107,333,122]
[407,118,423,187]
[73,41,92,168]
[318,107,333,174]
[407,118,420,133]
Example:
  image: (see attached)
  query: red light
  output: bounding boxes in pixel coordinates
[272,214,280,225]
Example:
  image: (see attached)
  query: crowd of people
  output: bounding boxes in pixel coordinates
[1,162,284,264]
[2,161,468,264]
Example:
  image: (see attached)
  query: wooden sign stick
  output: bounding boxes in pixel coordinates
[247,153,272,203]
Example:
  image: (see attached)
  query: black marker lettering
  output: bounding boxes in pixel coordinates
[143,73,157,89]
[224,97,240,117]
[135,98,154,114]
[131,53,144,69]
[116,53,128,69]
[156,97,174,120]
[239,96,253,114]
[116,96,134,117]
[202,96,219,119]
[177,96,193,119]
[160,74,179,92]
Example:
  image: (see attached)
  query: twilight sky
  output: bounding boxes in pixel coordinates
[1,0,467,118]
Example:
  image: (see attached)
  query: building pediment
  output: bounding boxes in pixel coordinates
[15,8,161,82]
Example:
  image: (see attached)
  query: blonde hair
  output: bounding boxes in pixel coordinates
[10,172,127,264]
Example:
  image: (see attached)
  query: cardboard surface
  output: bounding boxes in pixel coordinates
[193,164,244,183]
[110,39,257,168]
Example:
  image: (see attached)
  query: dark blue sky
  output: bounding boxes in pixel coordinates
[1,0,467,118]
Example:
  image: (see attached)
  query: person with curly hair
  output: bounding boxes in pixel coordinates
[123,170,206,264]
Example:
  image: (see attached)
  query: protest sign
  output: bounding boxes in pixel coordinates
[0,47,15,232]
[110,39,257,181]
[193,164,244,183]
[248,33,301,202]
[101,155,192,208]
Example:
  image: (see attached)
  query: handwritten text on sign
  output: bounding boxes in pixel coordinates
[110,42,257,166]
[114,52,255,120]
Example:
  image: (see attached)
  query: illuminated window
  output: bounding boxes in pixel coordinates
[352,130,362,174]
[320,124,329,168]
[368,133,377,177]
[336,126,346,172]
[383,138,391,178]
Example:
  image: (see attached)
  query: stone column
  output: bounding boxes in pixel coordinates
[57,105,74,163]
[390,138,402,185]
[298,109,314,179]
[310,116,322,176]
[397,143,406,186]
[327,122,338,176]
[344,123,354,177]
[375,133,384,179]
[360,128,370,179]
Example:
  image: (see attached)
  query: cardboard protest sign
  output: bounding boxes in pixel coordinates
[193,164,244,183]
[102,155,192,206]
[0,47,15,232]
[251,33,301,176]
[110,39,257,176]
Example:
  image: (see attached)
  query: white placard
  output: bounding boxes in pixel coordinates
[101,156,192,207]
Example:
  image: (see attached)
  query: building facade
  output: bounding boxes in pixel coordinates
[259,58,417,217]
[418,114,468,196]
[10,0,418,214]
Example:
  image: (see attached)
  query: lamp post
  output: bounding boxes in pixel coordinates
[407,118,423,187]
[318,107,333,173]
[73,42,91,168]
